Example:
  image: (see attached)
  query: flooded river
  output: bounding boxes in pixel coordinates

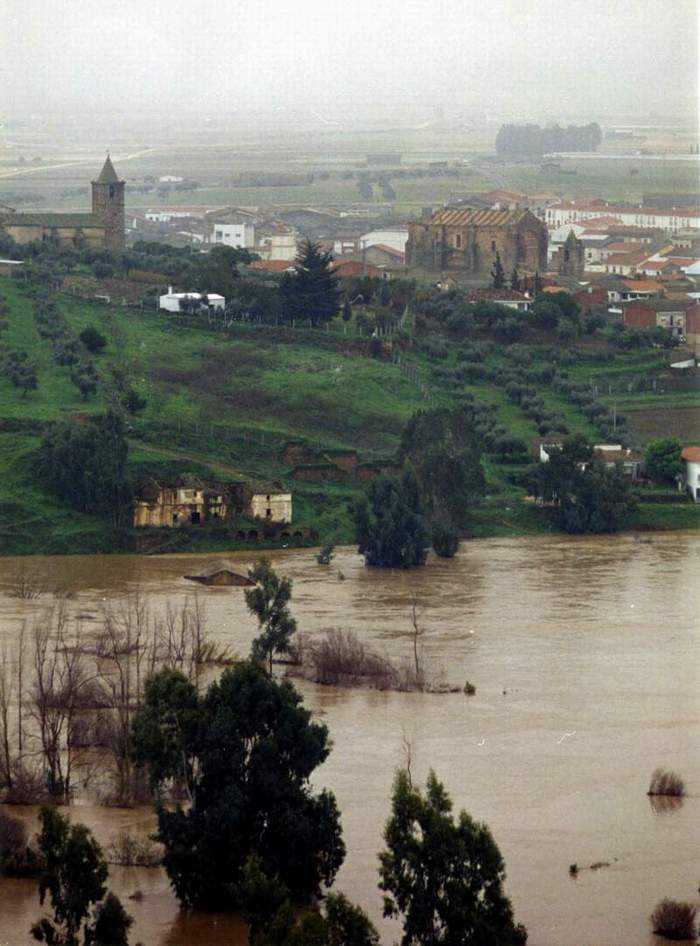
[0,533,698,946]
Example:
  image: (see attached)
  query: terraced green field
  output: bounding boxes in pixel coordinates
[0,275,698,555]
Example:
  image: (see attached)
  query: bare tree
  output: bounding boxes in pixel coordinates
[409,595,425,689]
[28,607,90,800]
[0,644,15,792]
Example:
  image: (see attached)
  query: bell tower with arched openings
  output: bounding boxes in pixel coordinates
[91,155,125,250]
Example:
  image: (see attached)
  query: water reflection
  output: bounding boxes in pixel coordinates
[647,794,685,815]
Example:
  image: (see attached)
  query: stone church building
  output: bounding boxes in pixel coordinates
[0,156,125,251]
[406,207,547,278]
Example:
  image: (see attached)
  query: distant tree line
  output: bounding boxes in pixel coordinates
[495,123,602,156]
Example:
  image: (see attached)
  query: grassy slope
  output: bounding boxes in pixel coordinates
[0,275,698,554]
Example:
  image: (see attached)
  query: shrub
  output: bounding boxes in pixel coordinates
[309,630,395,688]
[463,681,476,696]
[457,361,489,382]
[648,768,685,797]
[0,811,38,876]
[432,519,460,558]
[650,899,697,940]
[79,326,107,354]
[106,830,162,867]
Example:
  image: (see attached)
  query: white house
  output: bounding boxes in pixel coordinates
[145,210,193,223]
[539,442,642,477]
[681,447,700,501]
[545,201,700,234]
[159,175,184,184]
[359,228,409,254]
[209,222,255,249]
[159,289,225,313]
[256,225,298,261]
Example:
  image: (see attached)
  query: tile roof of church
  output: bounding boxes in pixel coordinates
[427,208,531,227]
[0,212,103,228]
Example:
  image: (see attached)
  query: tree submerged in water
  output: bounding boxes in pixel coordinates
[30,807,132,946]
[245,558,297,674]
[352,468,428,568]
[379,770,527,946]
[130,662,345,917]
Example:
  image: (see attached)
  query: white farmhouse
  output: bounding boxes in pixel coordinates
[159,288,225,313]
[681,447,700,501]
[359,228,409,254]
[209,222,255,249]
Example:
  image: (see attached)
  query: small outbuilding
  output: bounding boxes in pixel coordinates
[184,561,255,587]
[159,288,225,313]
[681,446,700,501]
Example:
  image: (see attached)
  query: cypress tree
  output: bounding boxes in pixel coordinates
[491,252,506,289]
[281,240,342,326]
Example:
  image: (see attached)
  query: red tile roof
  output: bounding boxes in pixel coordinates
[681,447,700,463]
[427,208,531,227]
[603,241,645,254]
[621,279,664,292]
[605,252,647,266]
[368,243,405,260]
[465,288,530,302]
[247,260,295,272]
[331,259,383,278]
[638,260,674,271]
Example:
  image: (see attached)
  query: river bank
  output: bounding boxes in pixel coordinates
[1,491,699,557]
[0,534,698,945]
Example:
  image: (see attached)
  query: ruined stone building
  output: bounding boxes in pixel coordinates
[406,207,547,278]
[132,475,292,528]
[0,157,125,251]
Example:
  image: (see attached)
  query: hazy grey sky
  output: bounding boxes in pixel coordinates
[2,0,698,119]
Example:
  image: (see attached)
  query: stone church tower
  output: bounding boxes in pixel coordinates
[556,229,585,278]
[91,156,125,251]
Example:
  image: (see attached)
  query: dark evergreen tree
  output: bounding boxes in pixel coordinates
[352,468,428,568]
[90,893,133,946]
[130,663,345,914]
[281,240,342,326]
[510,268,520,292]
[342,298,352,322]
[251,892,379,946]
[38,410,132,526]
[431,517,460,558]
[529,435,636,534]
[491,252,505,289]
[398,408,486,527]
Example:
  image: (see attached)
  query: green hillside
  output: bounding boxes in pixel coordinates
[0,275,698,555]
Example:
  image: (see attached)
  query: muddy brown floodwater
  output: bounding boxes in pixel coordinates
[0,533,698,946]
